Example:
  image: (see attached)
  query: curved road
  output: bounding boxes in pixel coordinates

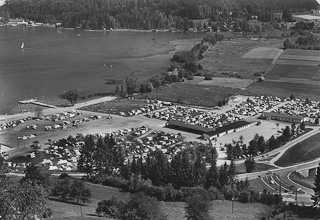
[236,128,320,205]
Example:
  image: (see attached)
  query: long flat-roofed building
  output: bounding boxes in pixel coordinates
[261,112,305,124]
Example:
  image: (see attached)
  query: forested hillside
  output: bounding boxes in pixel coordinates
[0,0,316,30]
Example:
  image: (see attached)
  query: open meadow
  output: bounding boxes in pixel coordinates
[199,37,283,79]
[137,83,239,107]
[244,49,320,100]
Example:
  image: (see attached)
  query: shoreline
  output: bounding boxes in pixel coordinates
[1,34,202,117]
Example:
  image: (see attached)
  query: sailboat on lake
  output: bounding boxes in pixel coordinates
[21,43,24,49]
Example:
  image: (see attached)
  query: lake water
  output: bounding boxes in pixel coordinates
[0,27,201,115]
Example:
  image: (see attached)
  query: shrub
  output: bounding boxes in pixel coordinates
[185,193,212,220]
[59,173,70,179]
[120,192,167,220]
[187,76,194,80]
[96,196,124,218]
[208,186,224,200]
[102,176,128,191]
[238,189,252,203]
[172,51,195,63]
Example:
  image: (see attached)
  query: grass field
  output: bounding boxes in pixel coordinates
[79,98,149,116]
[137,83,239,107]
[243,49,320,100]
[199,38,283,79]
[243,80,320,101]
[275,133,320,166]
[289,171,314,189]
[236,162,276,174]
[49,182,269,220]
[266,64,320,80]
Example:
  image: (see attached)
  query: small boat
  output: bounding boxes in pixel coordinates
[21,43,24,49]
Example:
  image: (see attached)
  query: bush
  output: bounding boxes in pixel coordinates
[187,76,194,80]
[59,173,70,179]
[102,176,128,191]
[238,189,252,203]
[120,192,167,220]
[208,186,224,200]
[96,196,124,218]
[172,51,196,63]
[185,193,212,220]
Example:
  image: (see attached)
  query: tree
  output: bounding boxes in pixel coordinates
[311,163,320,207]
[21,163,51,188]
[275,123,280,132]
[69,179,92,204]
[282,9,293,22]
[244,157,255,173]
[34,106,43,119]
[1,178,50,219]
[124,73,137,97]
[185,193,212,220]
[300,121,306,130]
[51,178,71,201]
[282,126,291,141]
[289,94,295,100]
[96,196,124,218]
[120,192,167,220]
[316,117,320,125]
[60,89,80,105]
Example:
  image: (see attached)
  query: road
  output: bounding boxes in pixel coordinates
[235,128,320,166]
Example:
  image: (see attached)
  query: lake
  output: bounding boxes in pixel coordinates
[0,27,201,115]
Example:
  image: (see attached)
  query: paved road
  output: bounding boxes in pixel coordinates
[235,128,320,166]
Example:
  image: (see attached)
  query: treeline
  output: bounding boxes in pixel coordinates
[0,0,315,29]
[283,27,320,50]
[74,132,283,207]
[225,122,306,161]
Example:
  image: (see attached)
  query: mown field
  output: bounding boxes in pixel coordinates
[244,49,320,100]
[275,133,320,166]
[137,83,239,107]
[79,98,149,115]
[266,64,320,80]
[243,80,320,101]
[199,37,283,79]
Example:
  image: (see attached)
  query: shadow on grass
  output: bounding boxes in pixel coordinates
[49,197,88,206]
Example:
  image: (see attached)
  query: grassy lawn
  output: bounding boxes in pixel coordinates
[275,133,320,167]
[236,162,276,174]
[289,171,314,190]
[78,98,150,116]
[248,178,274,194]
[137,83,239,107]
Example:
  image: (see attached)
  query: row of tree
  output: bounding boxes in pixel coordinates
[226,123,305,161]
[0,0,315,30]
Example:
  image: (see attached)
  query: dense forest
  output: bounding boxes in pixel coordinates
[0,0,316,30]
